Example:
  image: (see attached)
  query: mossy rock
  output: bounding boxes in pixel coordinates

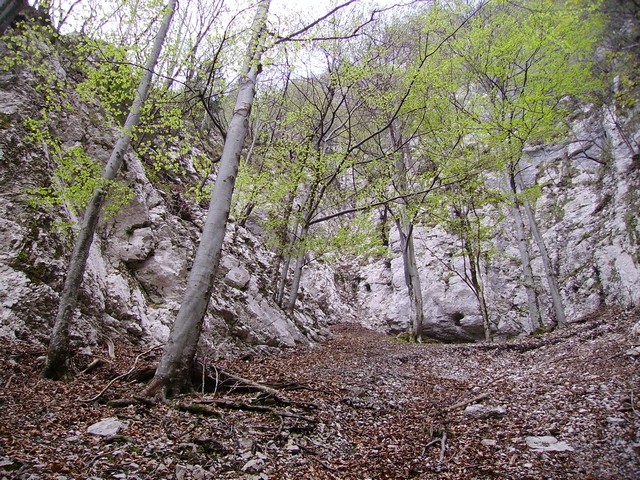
[0,112,11,129]
[532,326,555,337]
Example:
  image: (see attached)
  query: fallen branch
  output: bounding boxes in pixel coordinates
[80,358,106,375]
[421,438,443,456]
[215,367,281,398]
[192,398,275,414]
[446,392,490,411]
[439,431,448,463]
[177,402,223,417]
[80,345,163,403]
[106,398,138,408]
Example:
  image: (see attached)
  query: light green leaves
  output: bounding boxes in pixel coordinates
[26,144,133,219]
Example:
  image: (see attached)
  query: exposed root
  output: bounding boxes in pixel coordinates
[80,345,162,403]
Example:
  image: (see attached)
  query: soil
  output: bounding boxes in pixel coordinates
[1,307,639,479]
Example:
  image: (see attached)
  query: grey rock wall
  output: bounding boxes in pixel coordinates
[356,104,640,341]
[0,46,351,357]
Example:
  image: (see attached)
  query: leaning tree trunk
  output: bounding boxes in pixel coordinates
[506,172,542,334]
[514,172,566,326]
[144,0,271,398]
[42,0,177,380]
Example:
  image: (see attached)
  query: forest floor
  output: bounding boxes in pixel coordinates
[1,307,639,480]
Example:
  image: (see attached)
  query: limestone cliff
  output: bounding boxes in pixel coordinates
[355,103,640,340]
[0,36,353,357]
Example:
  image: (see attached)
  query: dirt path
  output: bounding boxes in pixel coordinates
[1,308,639,479]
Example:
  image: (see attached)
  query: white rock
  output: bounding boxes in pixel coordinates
[625,346,640,357]
[86,417,125,437]
[241,458,265,474]
[525,436,574,452]
[286,439,301,454]
[224,265,251,290]
[607,417,626,426]
[463,404,507,419]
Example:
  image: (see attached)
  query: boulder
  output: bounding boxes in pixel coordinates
[86,417,125,437]
[525,435,574,452]
[463,404,507,420]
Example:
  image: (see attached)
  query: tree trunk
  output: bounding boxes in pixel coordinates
[286,224,308,315]
[42,0,177,380]
[506,172,542,334]
[396,221,424,341]
[0,0,28,35]
[389,122,425,341]
[275,253,291,306]
[477,284,491,341]
[273,194,298,306]
[514,172,566,326]
[464,240,491,341]
[144,0,271,398]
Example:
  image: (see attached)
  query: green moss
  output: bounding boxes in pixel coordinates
[13,250,50,285]
[0,112,11,129]
[16,249,30,264]
[532,326,555,336]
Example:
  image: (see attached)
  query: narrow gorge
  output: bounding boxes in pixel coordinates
[0,0,639,478]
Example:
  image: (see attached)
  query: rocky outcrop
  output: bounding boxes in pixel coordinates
[1,30,638,350]
[356,228,487,341]
[0,37,352,357]
[356,103,640,341]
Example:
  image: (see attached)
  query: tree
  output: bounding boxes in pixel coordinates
[240,12,390,315]
[429,152,506,341]
[43,0,178,379]
[452,0,604,329]
[344,2,483,341]
[144,0,272,398]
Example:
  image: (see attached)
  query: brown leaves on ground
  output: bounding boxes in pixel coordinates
[1,307,639,479]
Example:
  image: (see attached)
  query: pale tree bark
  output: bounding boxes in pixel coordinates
[463,238,491,341]
[452,204,492,341]
[390,123,424,341]
[506,171,542,334]
[286,224,309,314]
[145,0,271,398]
[514,172,566,326]
[273,193,298,307]
[42,0,177,380]
[396,221,425,341]
[275,254,292,306]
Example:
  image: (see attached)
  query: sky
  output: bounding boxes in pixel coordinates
[27,0,411,83]
[33,0,399,35]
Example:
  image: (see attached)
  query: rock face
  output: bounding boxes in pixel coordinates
[356,103,640,341]
[356,229,488,341]
[0,37,352,357]
[1,32,638,349]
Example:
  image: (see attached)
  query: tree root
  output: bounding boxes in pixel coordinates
[178,398,317,427]
[79,345,163,403]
